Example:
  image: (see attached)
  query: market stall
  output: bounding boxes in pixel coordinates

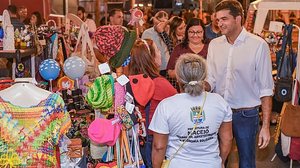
[246,0,300,34]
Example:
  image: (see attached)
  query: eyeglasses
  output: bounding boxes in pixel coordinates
[188,30,203,36]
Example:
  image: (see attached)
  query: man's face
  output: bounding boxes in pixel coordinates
[77,10,84,21]
[211,13,218,27]
[110,11,124,25]
[18,8,27,18]
[216,10,240,36]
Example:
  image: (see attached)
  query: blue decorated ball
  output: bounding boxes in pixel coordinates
[63,56,86,80]
[39,59,60,81]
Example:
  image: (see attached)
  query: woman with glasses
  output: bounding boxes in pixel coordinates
[167,18,209,79]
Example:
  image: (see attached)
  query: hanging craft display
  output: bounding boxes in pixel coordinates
[2,10,15,50]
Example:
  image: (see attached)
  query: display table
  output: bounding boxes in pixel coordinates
[0,48,36,79]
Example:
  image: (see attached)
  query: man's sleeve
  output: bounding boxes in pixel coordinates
[256,41,274,98]
[205,43,216,92]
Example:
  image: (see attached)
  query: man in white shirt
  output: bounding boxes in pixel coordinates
[205,1,274,168]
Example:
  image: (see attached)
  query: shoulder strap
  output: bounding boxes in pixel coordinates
[277,24,293,79]
[145,101,151,142]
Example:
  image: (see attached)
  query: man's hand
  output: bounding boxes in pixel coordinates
[258,126,270,149]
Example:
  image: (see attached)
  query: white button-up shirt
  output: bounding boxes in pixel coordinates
[206,28,274,109]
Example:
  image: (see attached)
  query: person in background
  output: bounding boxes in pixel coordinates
[17,6,28,23]
[167,18,209,79]
[155,16,186,90]
[77,6,86,21]
[150,53,232,168]
[142,10,170,77]
[7,5,25,30]
[206,1,273,167]
[156,16,186,54]
[77,6,96,33]
[128,39,177,168]
[85,13,97,33]
[109,8,124,26]
[205,12,221,40]
[30,11,44,28]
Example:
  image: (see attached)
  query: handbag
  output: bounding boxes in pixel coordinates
[161,92,207,168]
[289,137,300,160]
[73,23,100,79]
[275,24,295,102]
[280,103,300,137]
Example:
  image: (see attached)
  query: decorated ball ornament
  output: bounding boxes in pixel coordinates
[39,59,61,81]
[63,56,86,80]
[128,8,144,27]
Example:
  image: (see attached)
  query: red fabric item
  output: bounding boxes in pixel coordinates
[289,137,300,160]
[56,146,61,168]
[129,74,155,106]
[167,43,209,70]
[140,77,177,134]
[95,161,117,168]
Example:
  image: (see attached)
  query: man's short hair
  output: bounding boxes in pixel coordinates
[7,5,17,15]
[109,8,123,17]
[215,0,244,24]
[77,6,85,13]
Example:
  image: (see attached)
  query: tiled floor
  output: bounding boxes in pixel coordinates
[227,125,300,168]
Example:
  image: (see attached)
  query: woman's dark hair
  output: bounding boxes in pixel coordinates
[32,11,43,27]
[77,6,85,13]
[182,18,206,48]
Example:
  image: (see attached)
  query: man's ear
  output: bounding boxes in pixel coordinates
[235,15,242,25]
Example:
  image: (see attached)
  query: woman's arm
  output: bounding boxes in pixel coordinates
[152,132,169,168]
[218,121,233,166]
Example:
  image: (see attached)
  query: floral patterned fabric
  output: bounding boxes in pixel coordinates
[0,93,71,167]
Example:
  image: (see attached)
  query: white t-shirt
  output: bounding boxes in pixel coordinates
[149,92,232,168]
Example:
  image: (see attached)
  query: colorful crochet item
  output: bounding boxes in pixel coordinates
[86,75,114,111]
[94,26,125,58]
[0,93,71,167]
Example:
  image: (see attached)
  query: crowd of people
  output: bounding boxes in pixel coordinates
[2,0,275,168]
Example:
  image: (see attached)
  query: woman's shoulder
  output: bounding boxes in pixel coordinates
[152,76,178,101]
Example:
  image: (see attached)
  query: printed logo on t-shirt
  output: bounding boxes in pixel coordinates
[190,106,205,124]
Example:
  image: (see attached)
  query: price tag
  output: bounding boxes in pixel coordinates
[125,92,134,104]
[125,102,135,114]
[116,75,129,86]
[98,63,111,74]
[269,21,284,33]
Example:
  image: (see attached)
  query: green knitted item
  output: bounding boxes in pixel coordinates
[86,75,115,111]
